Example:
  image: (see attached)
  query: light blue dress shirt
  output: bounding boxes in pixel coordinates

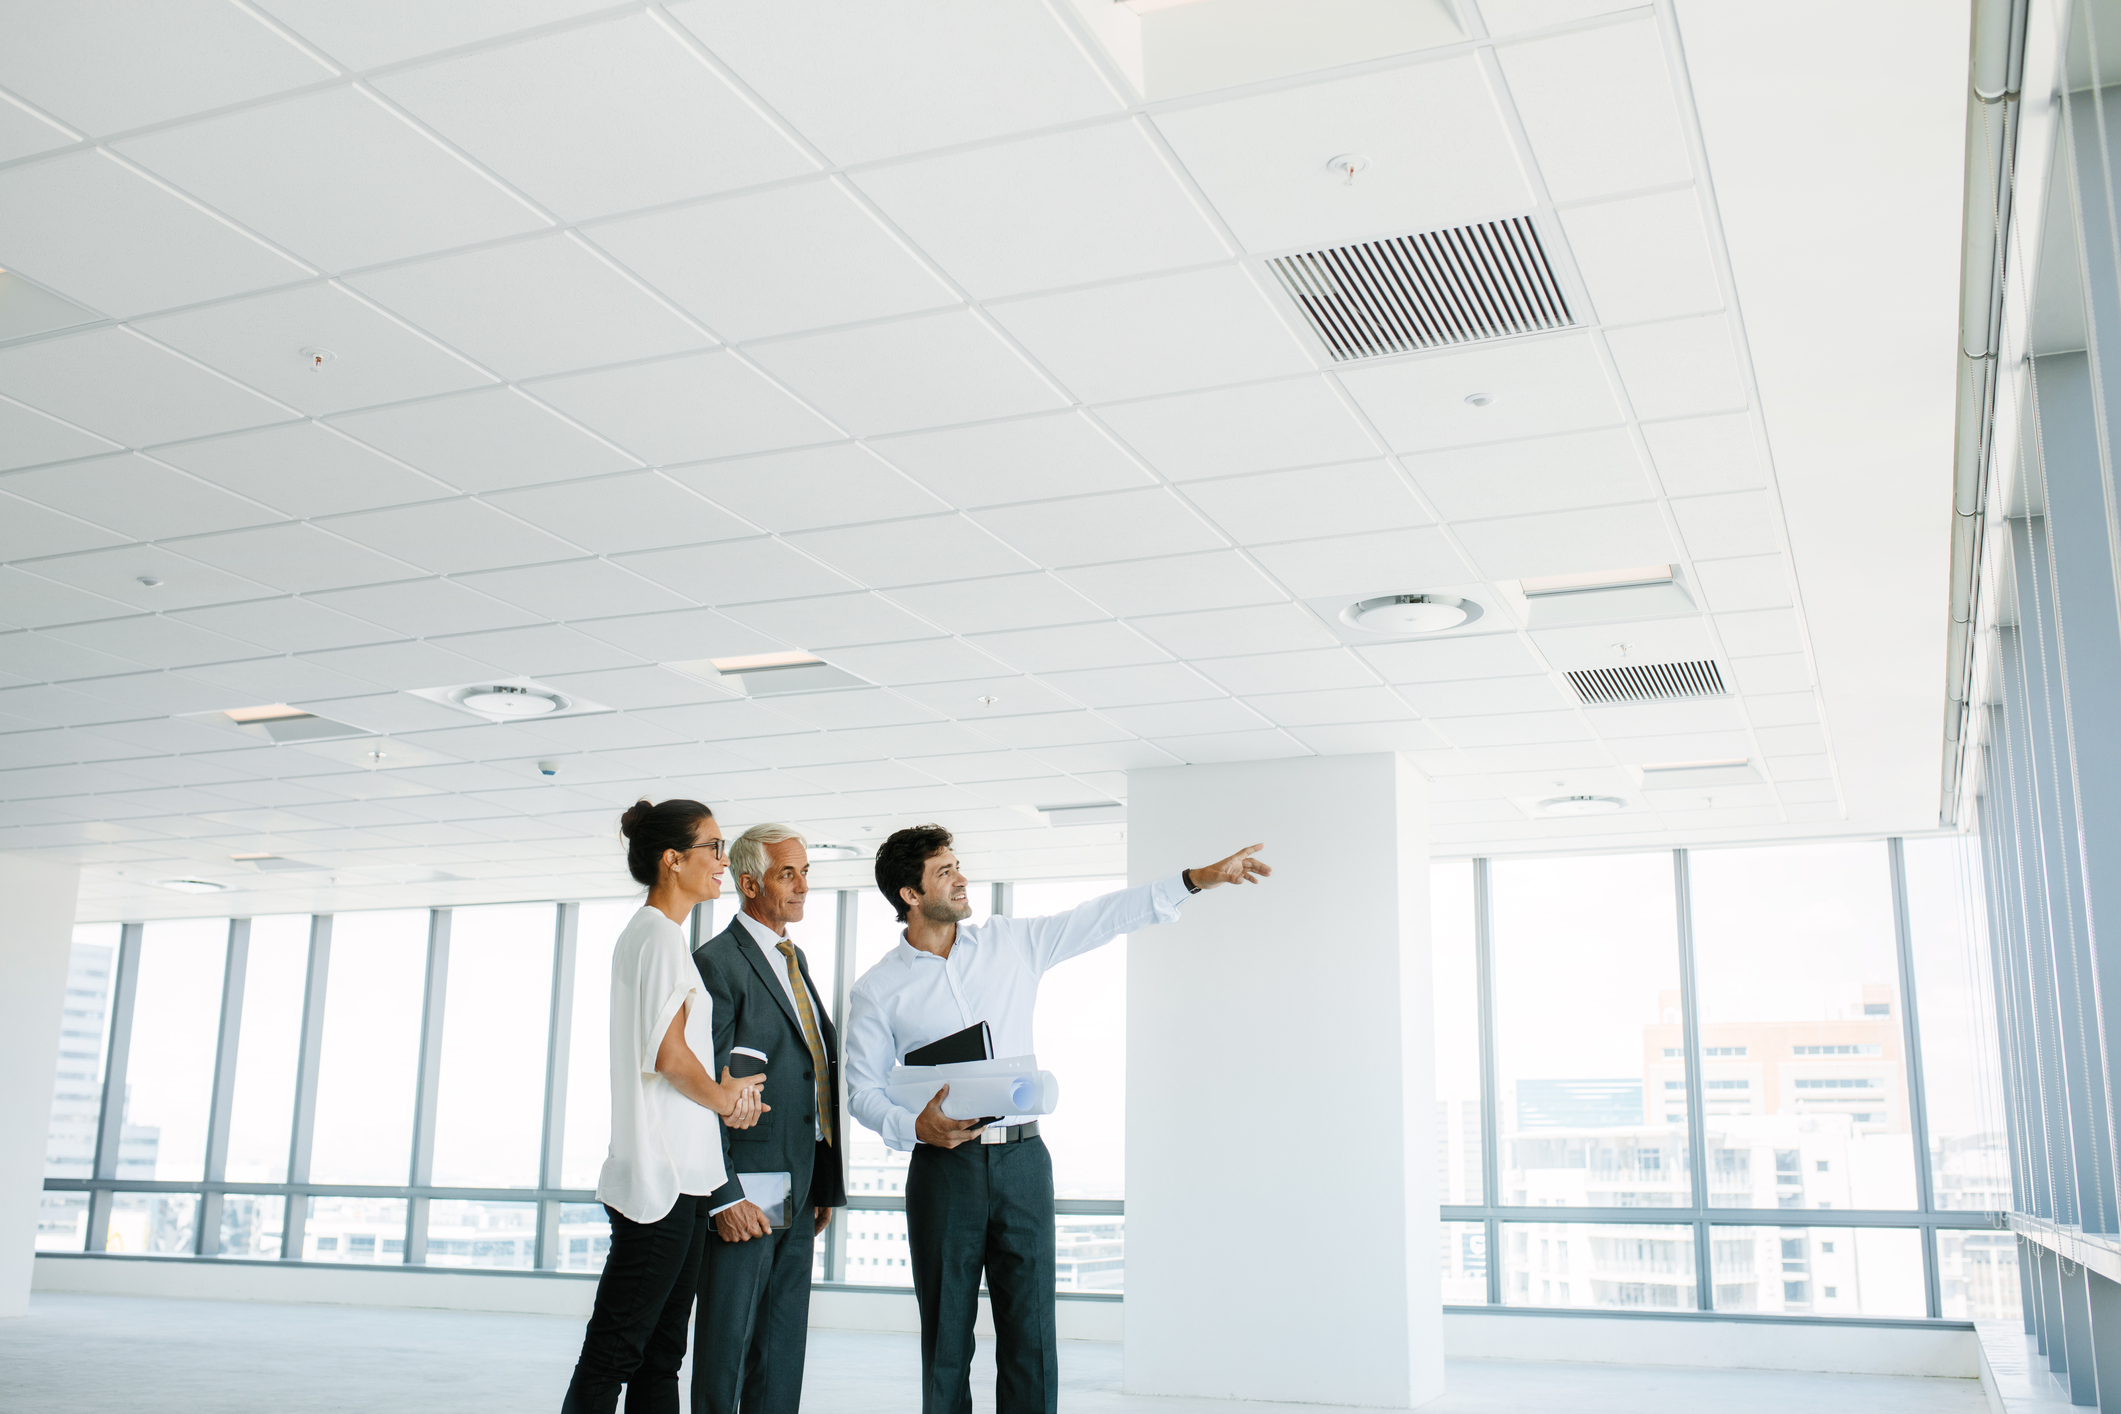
[844,875,1189,1151]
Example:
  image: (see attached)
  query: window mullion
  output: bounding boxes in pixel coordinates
[536,902,579,1271]
[1673,848,1713,1311]
[86,921,144,1252]
[404,908,452,1265]
[196,917,251,1256]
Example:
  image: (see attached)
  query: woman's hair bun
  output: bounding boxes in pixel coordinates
[617,797,714,888]
[619,798,655,839]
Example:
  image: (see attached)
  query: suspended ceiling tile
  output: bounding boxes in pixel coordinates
[455,558,692,622]
[0,328,292,449]
[308,577,538,638]
[1152,56,1532,254]
[138,282,495,416]
[257,0,622,70]
[678,443,946,533]
[669,0,1122,165]
[0,0,332,135]
[184,654,390,706]
[1640,413,1769,497]
[1359,633,1548,684]
[324,498,583,574]
[1714,608,1805,659]
[973,488,1224,570]
[115,88,549,272]
[529,350,839,465]
[1037,661,1220,709]
[1559,187,1724,326]
[1605,314,1748,421]
[1529,616,1714,672]
[26,544,275,613]
[1058,549,1287,620]
[587,179,958,343]
[1604,728,1754,763]
[0,94,75,164]
[283,692,476,736]
[721,591,938,651]
[823,638,1015,688]
[1669,490,1781,561]
[0,631,150,682]
[874,411,1154,509]
[0,494,127,563]
[433,624,648,677]
[39,614,259,673]
[373,13,816,221]
[763,688,943,732]
[67,669,251,716]
[0,685,143,730]
[348,233,712,381]
[1728,654,1813,696]
[1018,702,1211,742]
[1743,691,1822,729]
[154,423,456,520]
[748,309,1066,437]
[1247,526,1474,599]
[993,265,1314,405]
[1580,697,1748,740]
[299,638,515,692]
[1688,555,1794,612]
[1495,17,1693,204]
[788,515,1034,588]
[0,567,134,630]
[170,522,426,594]
[567,607,784,664]
[1098,376,1378,481]
[0,271,100,344]
[172,597,395,655]
[0,398,120,474]
[1338,334,1623,453]
[614,537,856,607]
[534,664,727,712]
[883,574,1106,638]
[1185,461,1431,545]
[1403,428,1653,522]
[1432,708,1592,747]
[1243,686,1420,728]
[1289,721,1447,755]
[1131,602,1338,659]
[1452,503,1676,581]
[967,621,1169,675]
[329,387,639,493]
[1189,648,1380,697]
[893,675,1076,718]
[1146,728,1309,764]
[856,120,1227,299]
[1401,676,1568,718]
[483,472,753,556]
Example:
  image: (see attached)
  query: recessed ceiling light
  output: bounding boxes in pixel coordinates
[809,843,861,860]
[1538,795,1625,817]
[1521,564,1673,597]
[1641,758,1748,773]
[136,575,163,587]
[1341,593,1475,634]
[1464,393,1495,407]
[160,878,228,894]
[224,703,308,723]
[709,651,823,672]
[230,852,274,861]
[454,684,565,717]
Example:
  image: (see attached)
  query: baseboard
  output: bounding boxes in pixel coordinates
[1442,1308,1979,1378]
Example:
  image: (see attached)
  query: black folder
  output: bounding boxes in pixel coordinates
[905,1020,993,1068]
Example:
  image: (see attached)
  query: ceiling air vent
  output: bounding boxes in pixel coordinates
[1265,215,1572,362]
[1567,660,1728,705]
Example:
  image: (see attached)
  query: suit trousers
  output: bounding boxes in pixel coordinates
[562,1195,710,1414]
[691,1206,817,1414]
[905,1137,1058,1414]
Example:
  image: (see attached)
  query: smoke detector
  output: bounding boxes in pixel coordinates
[1538,795,1626,817]
[1341,594,1478,635]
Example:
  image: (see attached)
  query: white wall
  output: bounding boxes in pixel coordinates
[1123,754,1440,1407]
[1,853,80,1318]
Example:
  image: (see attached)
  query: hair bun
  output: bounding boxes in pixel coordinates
[619,798,655,838]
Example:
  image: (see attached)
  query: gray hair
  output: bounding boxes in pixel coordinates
[729,823,809,892]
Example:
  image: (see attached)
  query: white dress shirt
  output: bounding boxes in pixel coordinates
[845,875,1189,1151]
[597,906,728,1223]
[733,909,827,1143]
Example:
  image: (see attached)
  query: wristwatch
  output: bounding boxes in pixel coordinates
[1182,868,1203,894]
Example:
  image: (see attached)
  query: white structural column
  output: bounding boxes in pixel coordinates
[0,852,81,1318]
[1123,754,1440,1408]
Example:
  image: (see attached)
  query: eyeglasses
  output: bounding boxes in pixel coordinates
[677,839,727,860]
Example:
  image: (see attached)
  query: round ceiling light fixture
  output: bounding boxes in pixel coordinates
[454,684,566,717]
[1538,795,1626,817]
[160,878,228,894]
[1464,392,1496,407]
[1341,593,1479,635]
[809,843,861,860]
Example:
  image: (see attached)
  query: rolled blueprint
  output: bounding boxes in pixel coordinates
[886,1067,1060,1121]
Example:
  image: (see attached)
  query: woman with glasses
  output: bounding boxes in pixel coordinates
[562,798,768,1414]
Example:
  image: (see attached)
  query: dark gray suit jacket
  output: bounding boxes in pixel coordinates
[692,914,845,1214]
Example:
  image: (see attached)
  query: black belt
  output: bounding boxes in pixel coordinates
[922,1120,1039,1148]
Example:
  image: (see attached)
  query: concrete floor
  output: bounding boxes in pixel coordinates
[0,1293,1989,1413]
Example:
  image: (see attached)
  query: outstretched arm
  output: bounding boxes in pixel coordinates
[1184,843,1272,891]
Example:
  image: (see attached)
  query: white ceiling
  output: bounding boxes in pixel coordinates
[0,0,1969,919]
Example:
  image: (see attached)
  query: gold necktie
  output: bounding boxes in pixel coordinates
[776,940,833,1146]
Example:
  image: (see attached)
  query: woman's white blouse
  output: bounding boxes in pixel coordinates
[596,906,727,1223]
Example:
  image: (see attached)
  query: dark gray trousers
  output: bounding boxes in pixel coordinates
[905,1137,1058,1414]
[562,1196,709,1414]
[691,1210,817,1414]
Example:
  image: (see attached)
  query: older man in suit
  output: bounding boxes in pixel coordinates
[691,823,845,1414]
